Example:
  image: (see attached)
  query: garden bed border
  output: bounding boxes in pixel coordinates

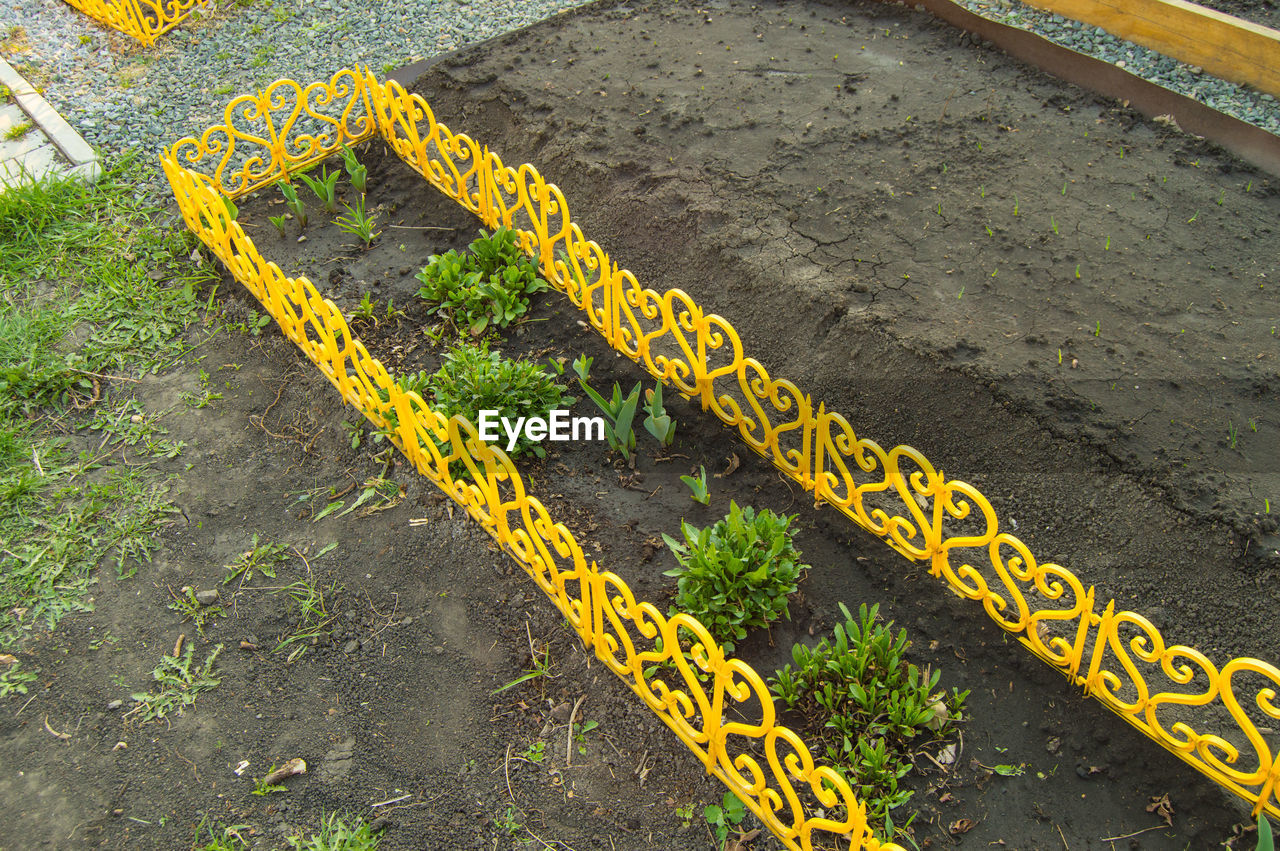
[161,67,1280,833]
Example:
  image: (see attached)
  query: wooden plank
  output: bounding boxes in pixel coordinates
[1016,0,1280,98]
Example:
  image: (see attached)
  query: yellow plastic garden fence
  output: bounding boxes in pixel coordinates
[60,0,207,46]
[161,67,1280,837]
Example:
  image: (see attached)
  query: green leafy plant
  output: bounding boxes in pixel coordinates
[335,194,378,246]
[339,145,367,194]
[518,741,546,763]
[415,227,549,335]
[681,465,710,505]
[221,196,238,222]
[704,791,747,849]
[579,378,641,459]
[663,501,806,651]
[769,602,968,834]
[268,214,287,238]
[223,533,289,586]
[427,341,568,460]
[298,166,339,214]
[642,382,676,446]
[1258,814,1275,851]
[0,660,39,696]
[128,643,223,722]
[279,180,307,227]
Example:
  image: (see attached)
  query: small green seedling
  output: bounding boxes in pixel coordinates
[680,465,710,505]
[349,291,377,323]
[579,378,641,459]
[221,196,238,222]
[298,165,339,214]
[268,214,287,238]
[335,195,378,246]
[571,354,593,382]
[704,792,747,848]
[339,145,367,194]
[279,180,307,227]
[1050,214,1058,235]
[1074,264,1081,280]
[642,382,676,446]
[573,719,598,754]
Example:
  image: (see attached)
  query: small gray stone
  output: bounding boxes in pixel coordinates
[107,699,123,711]
[195,589,220,606]
[342,639,360,654]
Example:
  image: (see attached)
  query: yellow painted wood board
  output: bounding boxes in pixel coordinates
[1018,0,1280,97]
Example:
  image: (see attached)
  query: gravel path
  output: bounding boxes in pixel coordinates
[955,0,1280,135]
[0,0,596,190]
[0,0,1276,192]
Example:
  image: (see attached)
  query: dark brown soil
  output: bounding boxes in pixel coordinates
[3,1,1277,849]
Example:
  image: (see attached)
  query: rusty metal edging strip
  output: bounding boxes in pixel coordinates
[893,0,1280,177]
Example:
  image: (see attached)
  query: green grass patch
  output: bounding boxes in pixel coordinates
[0,161,215,646]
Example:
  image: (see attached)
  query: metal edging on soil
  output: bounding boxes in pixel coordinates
[161,66,1280,835]
[893,0,1280,177]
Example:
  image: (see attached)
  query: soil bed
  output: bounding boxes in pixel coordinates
[3,0,1277,849]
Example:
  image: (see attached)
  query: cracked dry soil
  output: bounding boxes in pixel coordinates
[2,0,1278,849]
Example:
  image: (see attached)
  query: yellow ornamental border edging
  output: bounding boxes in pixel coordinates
[163,66,1280,827]
[162,74,901,851]
[61,0,209,46]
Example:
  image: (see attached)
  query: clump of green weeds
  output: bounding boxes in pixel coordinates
[769,602,968,836]
[191,817,253,850]
[273,573,343,662]
[285,812,381,850]
[167,586,223,638]
[223,533,289,586]
[415,226,549,336]
[127,643,223,722]
[0,659,39,696]
[663,501,806,652]
[424,341,569,460]
[0,163,211,644]
[704,791,748,849]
